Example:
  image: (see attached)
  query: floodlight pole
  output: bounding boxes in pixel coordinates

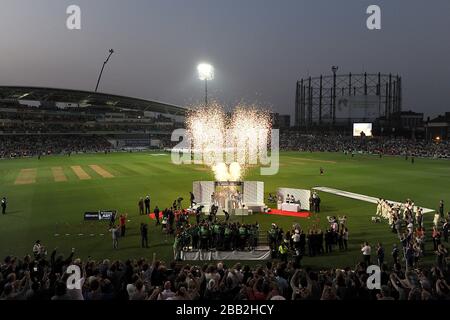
[332,66,338,126]
[95,49,114,93]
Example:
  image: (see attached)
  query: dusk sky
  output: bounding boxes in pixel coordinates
[1,0,449,118]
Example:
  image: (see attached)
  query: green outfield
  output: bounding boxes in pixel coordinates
[0,151,449,269]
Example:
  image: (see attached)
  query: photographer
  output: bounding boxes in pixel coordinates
[189,192,196,208]
[153,206,160,225]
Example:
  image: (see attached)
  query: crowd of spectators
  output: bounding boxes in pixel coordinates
[0,105,181,134]
[0,122,178,134]
[1,246,449,300]
[0,135,112,158]
[3,132,448,159]
[280,132,450,158]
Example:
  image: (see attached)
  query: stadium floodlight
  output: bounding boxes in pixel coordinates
[197,63,214,81]
[197,63,214,107]
[331,65,339,74]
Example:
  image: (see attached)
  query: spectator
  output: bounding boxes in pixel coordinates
[51,281,71,300]
[377,243,385,267]
[138,198,144,215]
[119,214,127,237]
[109,225,120,249]
[392,244,399,265]
[361,242,371,265]
[140,223,149,248]
[157,281,175,300]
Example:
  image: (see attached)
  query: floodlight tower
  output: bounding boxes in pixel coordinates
[95,49,115,92]
[331,65,338,125]
[197,63,214,107]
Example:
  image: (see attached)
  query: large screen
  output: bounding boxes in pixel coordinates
[353,123,373,137]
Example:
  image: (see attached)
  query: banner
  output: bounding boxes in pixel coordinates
[84,210,116,221]
[84,212,100,221]
[99,210,116,221]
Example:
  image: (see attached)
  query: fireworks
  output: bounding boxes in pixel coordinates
[212,161,242,181]
[186,102,226,167]
[212,162,229,181]
[230,104,272,166]
[228,162,242,181]
[185,102,272,181]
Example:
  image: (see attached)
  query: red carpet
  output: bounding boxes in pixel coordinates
[149,212,164,220]
[149,211,193,220]
[150,210,311,219]
[266,209,311,218]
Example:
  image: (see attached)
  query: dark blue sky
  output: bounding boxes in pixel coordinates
[1,0,449,118]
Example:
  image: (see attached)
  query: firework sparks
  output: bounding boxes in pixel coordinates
[230,104,272,166]
[186,102,226,166]
[185,102,272,181]
[228,162,242,181]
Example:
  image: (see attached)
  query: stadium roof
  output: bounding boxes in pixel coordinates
[0,86,186,116]
[428,112,450,123]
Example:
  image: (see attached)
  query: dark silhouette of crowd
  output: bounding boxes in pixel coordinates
[1,245,449,300]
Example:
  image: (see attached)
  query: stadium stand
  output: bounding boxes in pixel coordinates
[1,87,448,159]
[280,132,450,159]
[0,135,112,158]
[0,86,186,158]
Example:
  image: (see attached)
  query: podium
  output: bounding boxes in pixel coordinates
[281,203,301,212]
[192,180,265,215]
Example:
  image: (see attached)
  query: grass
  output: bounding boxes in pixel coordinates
[0,151,448,269]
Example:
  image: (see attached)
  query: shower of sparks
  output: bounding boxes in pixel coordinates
[230,104,272,167]
[212,161,242,181]
[185,102,272,181]
[186,102,226,167]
